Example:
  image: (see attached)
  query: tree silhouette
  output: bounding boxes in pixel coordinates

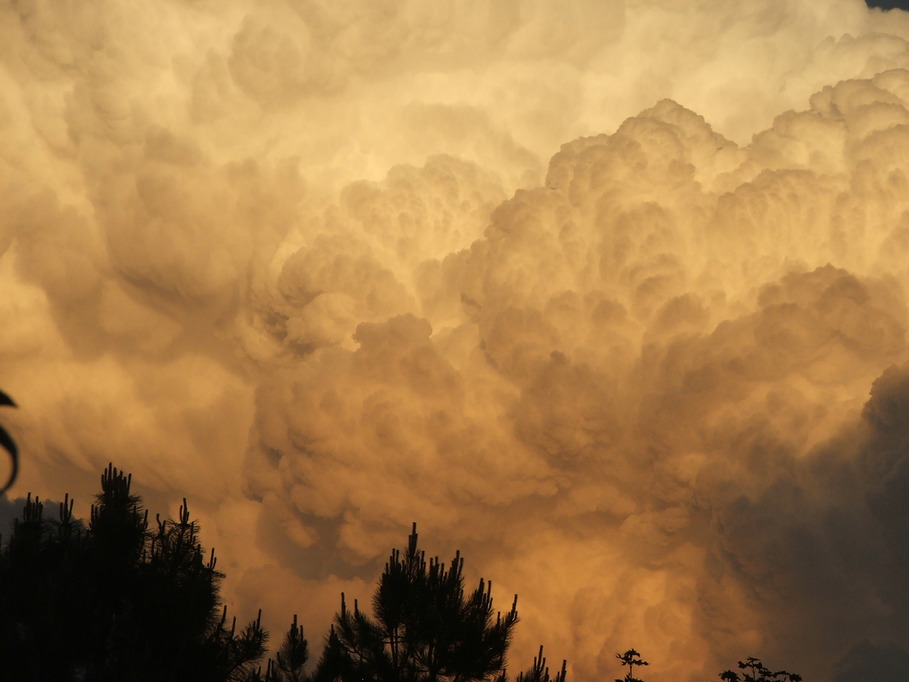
[718,657,802,682]
[313,523,524,682]
[0,463,271,681]
[255,614,310,682]
[513,645,567,682]
[0,390,17,493]
[615,649,648,682]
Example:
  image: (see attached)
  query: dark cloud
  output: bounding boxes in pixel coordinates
[834,640,909,682]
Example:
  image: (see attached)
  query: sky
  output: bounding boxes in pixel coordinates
[869,1,909,9]
[4,1,909,680]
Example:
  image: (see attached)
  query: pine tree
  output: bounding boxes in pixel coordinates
[314,523,521,682]
[262,614,309,682]
[512,645,568,682]
[0,463,271,681]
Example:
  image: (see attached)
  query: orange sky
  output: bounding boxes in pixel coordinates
[3,1,909,680]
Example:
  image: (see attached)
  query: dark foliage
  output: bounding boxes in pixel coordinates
[718,658,802,682]
[0,463,269,681]
[615,649,648,682]
[0,390,17,493]
[258,615,310,682]
[512,645,567,682]
[313,523,529,682]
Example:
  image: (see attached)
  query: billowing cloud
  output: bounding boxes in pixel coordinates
[4,2,909,681]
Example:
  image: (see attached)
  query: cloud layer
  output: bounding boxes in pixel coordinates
[4,1,909,680]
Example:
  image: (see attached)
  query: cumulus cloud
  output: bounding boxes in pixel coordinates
[5,2,909,681]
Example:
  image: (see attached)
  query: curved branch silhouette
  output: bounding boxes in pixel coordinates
[0,390,17,494]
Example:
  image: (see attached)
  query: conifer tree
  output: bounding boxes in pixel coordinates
[314,523,522,682]
[512,645,568,682]
[0,463,271,681]
[261,615,309,682]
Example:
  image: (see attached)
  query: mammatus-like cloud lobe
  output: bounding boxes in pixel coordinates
[4,2,909,681]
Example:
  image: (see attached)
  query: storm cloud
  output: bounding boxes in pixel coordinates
[4,1,909,681]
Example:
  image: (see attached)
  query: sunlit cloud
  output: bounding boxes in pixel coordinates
[3,1,909,680]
